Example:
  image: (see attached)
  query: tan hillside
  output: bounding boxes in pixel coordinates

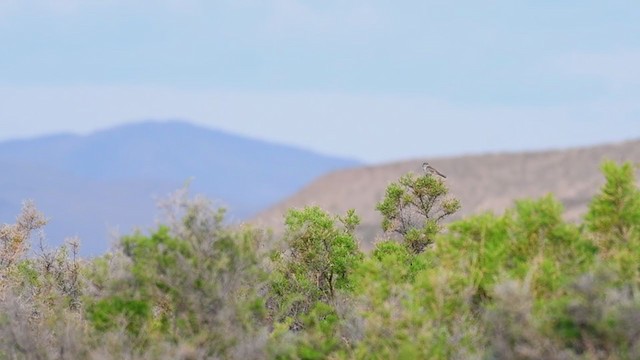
[253,139,640,248]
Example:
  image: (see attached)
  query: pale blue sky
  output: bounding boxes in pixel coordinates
[1,1,639,163]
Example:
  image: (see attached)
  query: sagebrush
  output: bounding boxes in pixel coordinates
[1,161,639,359]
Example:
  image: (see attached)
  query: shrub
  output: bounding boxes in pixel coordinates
[376,172,460,253]
[1,161,639,359]
[0,201,47,292]
[270,206,362,327]
[0,202,87,359]
[586,160,640,249]
[86,190,269,358]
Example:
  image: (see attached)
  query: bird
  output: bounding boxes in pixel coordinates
[422,162,446,178]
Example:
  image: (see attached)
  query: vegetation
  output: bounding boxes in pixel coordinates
[0,161,639,359]
[376,172,461,253]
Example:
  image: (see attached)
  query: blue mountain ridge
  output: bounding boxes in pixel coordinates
[0,120,359,255]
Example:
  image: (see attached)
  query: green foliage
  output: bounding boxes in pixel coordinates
[84,192,269,357]
[270,302,344,360]
[370,240,428,281]
[87,297,151,334]
[351,192,604,359]
[434,195,597,304]
[270,206,362,327]
[376,172,460,253]
[586,160,640,247]
[296,303,341,360]
[122,225,191,274]
[552,271,640,358]
[2,161,640,359]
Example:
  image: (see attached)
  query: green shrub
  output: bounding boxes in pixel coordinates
[376,172,460,253]
[270,206,362,328]
[87,297,151,334]
[586,161,640,246]
[2,161,639,359]
[85,191,269,358]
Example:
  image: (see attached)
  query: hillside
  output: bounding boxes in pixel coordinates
[0,120,359,255]
[254,139,640,247]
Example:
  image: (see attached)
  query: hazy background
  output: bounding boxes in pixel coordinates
[1,1,638,163]
[1,1,639,254]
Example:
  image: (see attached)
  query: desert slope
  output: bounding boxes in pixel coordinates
[254,139,640,245]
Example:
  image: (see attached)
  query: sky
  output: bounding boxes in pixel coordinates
[0,0,639,163]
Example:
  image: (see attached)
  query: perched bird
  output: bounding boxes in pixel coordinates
[422,162,447,178]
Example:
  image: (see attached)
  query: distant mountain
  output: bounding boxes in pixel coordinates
[0,120,359,255]
[254,139,640,250]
